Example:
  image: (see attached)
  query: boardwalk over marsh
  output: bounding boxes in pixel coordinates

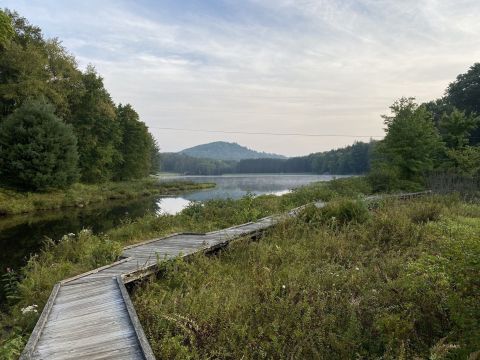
[20,192,429,359]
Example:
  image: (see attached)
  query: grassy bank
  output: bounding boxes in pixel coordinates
[0,178,214,216]
[0,177,370,357]
[133,195,480,359]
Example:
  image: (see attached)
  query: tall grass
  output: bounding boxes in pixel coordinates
[0,178,214,216]
[132,196,480,359]
[0,177,369,356]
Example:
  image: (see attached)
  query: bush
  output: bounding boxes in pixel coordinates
[408,201,443,223]
[368,165,401,192]
[0,99,79,191]
[299,198,370,226]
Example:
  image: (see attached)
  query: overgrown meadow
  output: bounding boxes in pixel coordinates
[0,177,367,358]
[1,177,479,359]
[133,195,480,359]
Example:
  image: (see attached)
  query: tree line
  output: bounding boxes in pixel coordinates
[0,10,160,191]
[370,63,480,191]
[161,141,374,175]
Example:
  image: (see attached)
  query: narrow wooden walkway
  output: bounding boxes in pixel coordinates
[20,192,429,359]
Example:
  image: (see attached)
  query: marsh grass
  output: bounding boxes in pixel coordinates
[132,196,480,359]
[0,178,214,216]
[0,177,365,355]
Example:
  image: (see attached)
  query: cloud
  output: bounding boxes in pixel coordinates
[3,0,480,156]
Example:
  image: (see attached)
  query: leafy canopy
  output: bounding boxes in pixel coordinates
[375,97,444,182]
[0,99,79,191]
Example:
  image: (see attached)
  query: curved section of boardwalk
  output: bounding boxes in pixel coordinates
[20,192,429,359]
[20,210,294,359]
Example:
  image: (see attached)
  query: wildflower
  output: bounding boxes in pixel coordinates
[21,304,38,315]
[282,285,286,289]
[355,267,360,271]
[68,233,75,237]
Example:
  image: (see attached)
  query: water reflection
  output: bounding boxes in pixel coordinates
[0,174,345,274]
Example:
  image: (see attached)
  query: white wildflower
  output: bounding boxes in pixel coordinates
[21,304,38,315]
[355,267,360,271]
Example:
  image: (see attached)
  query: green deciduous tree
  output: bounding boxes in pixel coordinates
[69,67,121,183]
[0,99,79,190]
[373,98,444,182]
[115,104,154,180]
[0,10,14,47]
[445,63,480,145]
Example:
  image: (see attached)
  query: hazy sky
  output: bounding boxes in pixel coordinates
[4,0,480,156]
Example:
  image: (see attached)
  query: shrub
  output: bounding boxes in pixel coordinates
[0,99,79,191]
[367,165,401,192]
[299,198,370,226]
[408,201,443,224]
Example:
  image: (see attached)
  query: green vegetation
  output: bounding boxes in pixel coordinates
[133,195,480,359]
[0,178,369,357]
[180,141,286,161]
[162,141,374,175]
[0,99,79,191]
[0,179,214,216]
[0,9,160,191]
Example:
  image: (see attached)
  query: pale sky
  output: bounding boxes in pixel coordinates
[3,0,480,156]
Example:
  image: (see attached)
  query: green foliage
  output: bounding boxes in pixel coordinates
[407,201,442,224]
[180,141,285,161]
[69,66,121,183]
[444,63,480,145]
[299,198,370,227]
[0,10,157,186]
[444,146,480,176]
[0,179,213,215]
[132,197,479,359]
[373,98,444,182]
[115,104,154,180]
[438,109,478,148]
[0,10,14,47]
[0,99,79,191]
[163,141,375,175]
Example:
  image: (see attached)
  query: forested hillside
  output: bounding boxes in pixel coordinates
[180,141,286,161]
[0,10,160,191]
[162,141,374,175]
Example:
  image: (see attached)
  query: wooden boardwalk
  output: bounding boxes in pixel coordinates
[20,192,429,359]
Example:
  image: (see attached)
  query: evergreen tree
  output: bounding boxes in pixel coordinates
[0,99,79,190]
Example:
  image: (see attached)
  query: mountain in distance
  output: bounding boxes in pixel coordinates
[179,141,287,161]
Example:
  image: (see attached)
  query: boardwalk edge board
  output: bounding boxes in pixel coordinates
[20,191,431,359]
[19,283,61,360]
[115,276,156,360]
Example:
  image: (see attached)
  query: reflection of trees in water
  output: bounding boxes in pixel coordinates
[0,197,161,275]
[1,175,347,296]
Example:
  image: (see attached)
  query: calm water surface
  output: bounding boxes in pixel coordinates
[0,174,344,276]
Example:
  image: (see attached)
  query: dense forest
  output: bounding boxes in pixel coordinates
[162,141,375,175]
[0,10,160,191]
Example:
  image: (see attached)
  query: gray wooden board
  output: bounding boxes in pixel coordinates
[21,191,431,359]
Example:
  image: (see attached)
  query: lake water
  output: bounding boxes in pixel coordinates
[0,174,343,279]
